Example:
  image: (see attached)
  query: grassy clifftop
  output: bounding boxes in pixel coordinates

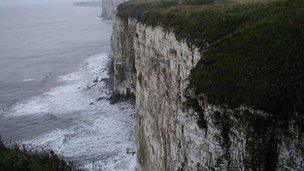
[117,0,304,128]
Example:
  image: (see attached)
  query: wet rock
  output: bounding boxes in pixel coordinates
[126,147,136,156]
[93,78,99,83]
[109,92,121,104]
[99,78,108,82]
[96,97,105,101]
[86,85,91,90]
[109,91,135,104]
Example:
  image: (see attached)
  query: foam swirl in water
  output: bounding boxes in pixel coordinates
[9,54,136,170]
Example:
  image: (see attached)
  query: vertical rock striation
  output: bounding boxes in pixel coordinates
[110,17,304,170]
[110,19,136,98]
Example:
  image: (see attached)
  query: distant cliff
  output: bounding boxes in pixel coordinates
[73,1,102,7]
[110,0,304,170]
[101,0,127,20]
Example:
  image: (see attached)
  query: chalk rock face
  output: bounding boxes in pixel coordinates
[110,18,304,171]
[101,0,126,20]
[110,18,136,96]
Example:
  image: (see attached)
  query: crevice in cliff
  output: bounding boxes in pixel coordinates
[184,97,207,131]
[238,109,279,170]
[212,111,232,168]
[207,106,281,170]
[185,95,285,170]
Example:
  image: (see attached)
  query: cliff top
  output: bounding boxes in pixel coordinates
[117,0,295,47]
[117,0,304,130]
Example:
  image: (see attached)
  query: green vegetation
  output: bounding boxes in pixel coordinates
[0,138,72,171]
[118,0,304,130]
[189,0,304,128]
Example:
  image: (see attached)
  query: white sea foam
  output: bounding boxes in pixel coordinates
[8,54,136,170]
[22,78,35,82]
[9,54,109,117]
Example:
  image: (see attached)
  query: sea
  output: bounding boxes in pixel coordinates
[0,2,135,170]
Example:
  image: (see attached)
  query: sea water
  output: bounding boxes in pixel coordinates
[0,2,135,170]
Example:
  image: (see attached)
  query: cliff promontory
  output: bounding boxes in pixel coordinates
[110,0,304,170]
[101,0,127,20]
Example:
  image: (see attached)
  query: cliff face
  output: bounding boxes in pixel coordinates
[101,0,126,20]
[110,17,304,170]
[110,19,136,97]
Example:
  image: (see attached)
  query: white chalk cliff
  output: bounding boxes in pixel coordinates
[110,17,304,171]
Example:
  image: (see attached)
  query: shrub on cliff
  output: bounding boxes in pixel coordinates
[0,137,72,171]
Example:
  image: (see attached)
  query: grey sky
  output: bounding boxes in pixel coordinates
[1,0,77,5]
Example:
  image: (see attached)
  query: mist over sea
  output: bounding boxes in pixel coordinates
[0,2,135,170]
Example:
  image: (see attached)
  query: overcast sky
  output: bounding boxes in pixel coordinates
[1,0,77,5]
